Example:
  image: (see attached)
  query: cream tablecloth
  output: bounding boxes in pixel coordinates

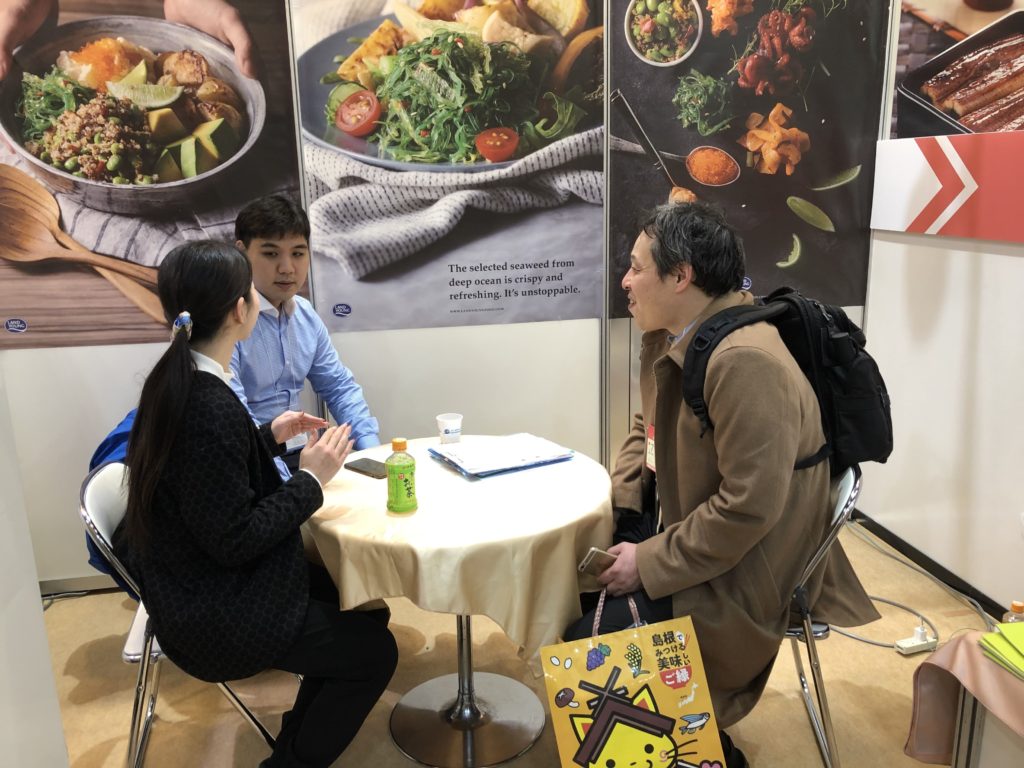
[307,436,614,661]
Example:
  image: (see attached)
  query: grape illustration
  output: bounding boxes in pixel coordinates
[586,644,612,671]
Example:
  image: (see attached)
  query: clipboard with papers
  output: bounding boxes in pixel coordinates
[428,433,574,478]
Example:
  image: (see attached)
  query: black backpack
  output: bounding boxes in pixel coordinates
[681,287,893,476]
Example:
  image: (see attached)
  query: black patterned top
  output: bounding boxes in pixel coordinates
[113,371,323,682]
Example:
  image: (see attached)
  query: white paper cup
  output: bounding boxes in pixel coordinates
[436,413,463,444]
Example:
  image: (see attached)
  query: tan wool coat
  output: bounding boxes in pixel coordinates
[613,291,879,727]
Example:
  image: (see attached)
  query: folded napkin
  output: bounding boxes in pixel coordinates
[305,127,604,278]
[54,191,236,268]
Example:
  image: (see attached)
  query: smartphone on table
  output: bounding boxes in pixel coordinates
[344,457,387,479]
[578,546,617,576]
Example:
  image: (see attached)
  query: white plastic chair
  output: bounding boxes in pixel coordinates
[79,462,276,768]
[785,464,862,768]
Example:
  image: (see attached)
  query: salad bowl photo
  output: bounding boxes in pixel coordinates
[297,2,603,173]
[624,0,703,68]
[0,16,266,215]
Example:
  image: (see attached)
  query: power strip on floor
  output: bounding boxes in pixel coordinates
[895,625,938,655]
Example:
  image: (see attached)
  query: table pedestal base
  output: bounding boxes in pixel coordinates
[389,616,545,767]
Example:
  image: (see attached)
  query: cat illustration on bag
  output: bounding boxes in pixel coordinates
[569,666,722,768]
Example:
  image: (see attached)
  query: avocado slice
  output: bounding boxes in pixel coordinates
[192,118,238,161]
[146,107,189,145]
[167,136,217,178]
[154,148,183,182]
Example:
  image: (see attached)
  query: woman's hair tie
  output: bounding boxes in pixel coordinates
[171,310,193,341]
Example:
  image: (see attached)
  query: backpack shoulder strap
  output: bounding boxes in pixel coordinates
[682,303,787,435]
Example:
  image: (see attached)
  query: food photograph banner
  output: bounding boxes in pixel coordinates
[890,3,1024,139]
[290,0,605,332]
[607,0,892,315]
[876,4,1024,244]
[0,0,301,350]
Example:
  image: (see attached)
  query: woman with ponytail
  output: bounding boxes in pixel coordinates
[113,240,397,768]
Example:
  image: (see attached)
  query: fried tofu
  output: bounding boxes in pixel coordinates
[456,0,531,31]
[160,50,208,86]
[482,9,558,58]
[417,0,466,21]
[336,19,405,85]
[527,0,590,39]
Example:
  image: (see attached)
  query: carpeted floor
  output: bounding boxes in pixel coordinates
[43,525,991,767]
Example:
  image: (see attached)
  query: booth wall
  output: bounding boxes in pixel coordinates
[0,363,69,766]
[2,322,600,588]
[326,320,601,458]
[0,344,163,590]
[859,232,1024,608]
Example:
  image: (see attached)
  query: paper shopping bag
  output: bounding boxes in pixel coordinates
[541,595,726,768]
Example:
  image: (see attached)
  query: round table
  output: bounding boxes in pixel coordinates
[308,435,613,767]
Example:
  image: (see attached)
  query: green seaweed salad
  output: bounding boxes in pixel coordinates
[18,66,95,144]
[329,31,591,164]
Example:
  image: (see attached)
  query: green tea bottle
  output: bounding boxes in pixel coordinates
[385,437,417,513]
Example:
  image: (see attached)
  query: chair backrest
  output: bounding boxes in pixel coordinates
[79,462,140,595]
[796,465,862,589]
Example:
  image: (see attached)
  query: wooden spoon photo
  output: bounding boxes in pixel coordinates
[0,214,159,287]
[0,165,164,323]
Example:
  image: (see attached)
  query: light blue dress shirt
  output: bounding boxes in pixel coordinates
[229,293,380,463]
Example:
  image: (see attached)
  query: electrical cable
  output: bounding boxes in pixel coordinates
[830,595,939,648]
[41,590,89,610]
[846,519,996,631]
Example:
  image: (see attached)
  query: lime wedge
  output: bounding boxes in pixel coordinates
[787,196,835,233]
[776,234,802,268]
[106,81,183,108]
[811,164,861,192]
[116,59,148,86]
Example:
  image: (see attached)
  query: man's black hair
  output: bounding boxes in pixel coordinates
[639,201,745,297]
[234,194,311,247]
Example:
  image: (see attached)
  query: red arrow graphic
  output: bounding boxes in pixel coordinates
[938,132,1020,242]
[907,137,965,234]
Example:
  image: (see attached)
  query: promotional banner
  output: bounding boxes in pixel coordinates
[891,3,1024,139]
[0,0,301,349]
[290,0,605,332]
[607,0,892,316]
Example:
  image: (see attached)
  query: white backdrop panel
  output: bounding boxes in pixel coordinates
[861,232,1024,608]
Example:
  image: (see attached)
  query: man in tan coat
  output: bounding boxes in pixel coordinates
[567,202,878,766]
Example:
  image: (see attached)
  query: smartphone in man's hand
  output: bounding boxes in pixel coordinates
[578,546,617,576]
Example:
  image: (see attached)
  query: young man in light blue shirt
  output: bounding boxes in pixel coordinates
[230,195,379,474]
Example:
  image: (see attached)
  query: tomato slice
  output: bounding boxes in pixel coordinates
[475,127,519,163]
[334,90,381,137]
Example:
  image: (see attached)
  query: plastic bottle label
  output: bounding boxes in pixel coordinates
[386,459,417,513]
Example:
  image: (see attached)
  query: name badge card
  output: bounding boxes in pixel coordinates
[645,424,656,473]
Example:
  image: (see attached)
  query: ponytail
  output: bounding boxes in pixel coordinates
[124,241,252,552]
[124,327,194,548]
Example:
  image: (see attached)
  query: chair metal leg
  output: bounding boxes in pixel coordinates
[125,622,277,763]
[790,636,827,764]
[133,656,161,768]
[790,619,842,768]
[127,630,161,768]
[216,682,276,748]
